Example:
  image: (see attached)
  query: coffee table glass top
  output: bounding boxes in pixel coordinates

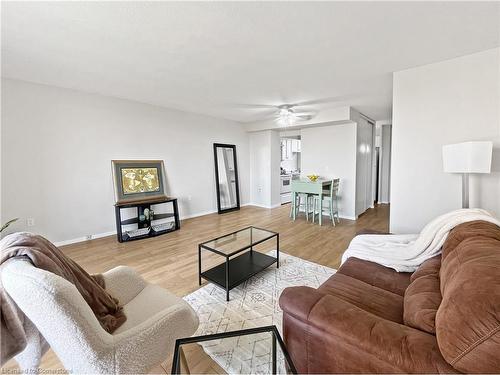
[171,325,297,374]
[200,226,277,256]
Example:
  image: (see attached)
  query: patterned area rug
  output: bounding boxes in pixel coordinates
[184,250,336,374]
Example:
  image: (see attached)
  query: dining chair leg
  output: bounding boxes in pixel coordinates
[329,200,335,227]
[312,198,316,224]
[319,194,323,226]
[306,196,310,222]
[310,198,314,224]
[334,198,340,223]
[317,199,321,224]
[290,194,297,218]
[314,198,320,225]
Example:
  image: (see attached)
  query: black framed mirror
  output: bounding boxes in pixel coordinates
[214,143,240,214]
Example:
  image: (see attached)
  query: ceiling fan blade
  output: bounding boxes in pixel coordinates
[293,111,315,116]
[296,114,314,121]
[230,103,279,109]
[243,108,279,121]
[291,94,359,107]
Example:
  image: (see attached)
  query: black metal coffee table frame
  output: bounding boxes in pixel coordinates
[171,325,297,374]
[198,226,279,301]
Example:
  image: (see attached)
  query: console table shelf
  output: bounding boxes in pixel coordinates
[120,212,175,226]
[114,197,180,243]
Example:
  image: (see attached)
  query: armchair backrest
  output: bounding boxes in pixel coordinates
[1,259,113,372]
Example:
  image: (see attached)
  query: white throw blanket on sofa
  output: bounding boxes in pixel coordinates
[342,208,500,272]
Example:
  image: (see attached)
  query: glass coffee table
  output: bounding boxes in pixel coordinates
[198,226,279,301]
[171,325,297,374]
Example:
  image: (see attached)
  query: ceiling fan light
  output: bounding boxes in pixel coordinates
[279,108,289,116]
[278,112,297,126]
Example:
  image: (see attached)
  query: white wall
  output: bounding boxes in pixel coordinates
[1,79,250,243]
[301,123,357,219]
[249,130,281,208]
[391,48,500,233]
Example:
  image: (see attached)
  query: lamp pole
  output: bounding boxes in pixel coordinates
[443,141,493,210]
[462,173,469,209]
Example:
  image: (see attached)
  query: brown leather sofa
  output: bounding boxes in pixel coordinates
[279,220,500,373]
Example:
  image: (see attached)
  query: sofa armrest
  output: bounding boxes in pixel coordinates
[279,286,326,321]
[279,286,457,373]
[102,266,147,305]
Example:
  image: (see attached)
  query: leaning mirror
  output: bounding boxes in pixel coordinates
[214,143,240,213]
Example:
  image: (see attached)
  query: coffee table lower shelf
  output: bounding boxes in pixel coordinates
[200,251,277,299]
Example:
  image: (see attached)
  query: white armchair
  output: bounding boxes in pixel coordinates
[1,259,199,374]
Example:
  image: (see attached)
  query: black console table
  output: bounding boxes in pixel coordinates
[114,197,180,242]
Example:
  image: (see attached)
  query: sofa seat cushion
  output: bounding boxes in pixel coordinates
[404,255,442,334]
[338,257,411,296]
[319,273,404,323]
[437,221,500,373]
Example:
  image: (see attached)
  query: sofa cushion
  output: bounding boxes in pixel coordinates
[436,221,500,373]
[339,257,411,296]
[319,272,404,323]
[404,255,442,334]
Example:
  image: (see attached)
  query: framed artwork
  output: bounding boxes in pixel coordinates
[111,160,167,205]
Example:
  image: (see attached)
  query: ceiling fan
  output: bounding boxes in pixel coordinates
[235,94,357,126]
[276,105,315,126]
[235,103,316,126]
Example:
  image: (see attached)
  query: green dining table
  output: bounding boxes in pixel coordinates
[291,179,332,226]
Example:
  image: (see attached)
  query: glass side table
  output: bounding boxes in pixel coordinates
[171,325,297,374]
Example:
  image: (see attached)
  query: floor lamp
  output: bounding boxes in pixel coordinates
[442,141,493,208]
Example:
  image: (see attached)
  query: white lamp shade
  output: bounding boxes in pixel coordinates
[442,141,493,173]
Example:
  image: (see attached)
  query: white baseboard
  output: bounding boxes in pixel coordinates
[180,202,255,219]
[316,213,357,221]
[339,215,357,221]
[55,230,116,247]
[246,203,281,209]
[180,209,217,220]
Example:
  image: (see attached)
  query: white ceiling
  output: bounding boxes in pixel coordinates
[2,2,499,123]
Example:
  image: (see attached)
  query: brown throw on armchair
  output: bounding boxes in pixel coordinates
[279,220,500,373]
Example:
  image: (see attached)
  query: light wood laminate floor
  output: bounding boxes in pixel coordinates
[3,203,389,374]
